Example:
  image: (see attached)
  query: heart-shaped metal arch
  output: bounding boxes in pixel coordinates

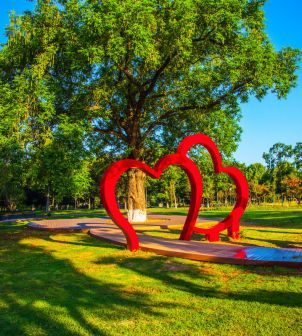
[100,153,203,251]
[177,133,249,241]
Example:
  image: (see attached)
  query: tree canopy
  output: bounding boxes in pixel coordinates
[0,0,301,213]
[2,0,300,158]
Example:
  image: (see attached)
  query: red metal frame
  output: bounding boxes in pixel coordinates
[100,133,249,251]
[100,153,203,251]
[177,134,249,241]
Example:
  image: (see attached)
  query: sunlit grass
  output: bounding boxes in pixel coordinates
[0,208,301,335]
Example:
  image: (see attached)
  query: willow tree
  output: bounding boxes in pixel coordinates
[1,0,300,221]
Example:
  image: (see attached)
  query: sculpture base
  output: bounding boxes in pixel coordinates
[127,209,147,223]
[90,227,302,268]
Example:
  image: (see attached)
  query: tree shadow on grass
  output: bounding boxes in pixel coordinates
[44,234,113,248]
[238,235,302,249]
[241,211,302,229]
[0,231,177,336]
[254,228,302,234]
[157,209,302,229]
[1,223,301,335]
[94,254,302,309]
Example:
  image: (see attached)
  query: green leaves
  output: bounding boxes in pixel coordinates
[0,0,300,209]
[3,0,301,162]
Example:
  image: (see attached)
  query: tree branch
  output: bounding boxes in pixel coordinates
[118,65,141,88]
[192,28,215,43]
[143,53,176,95]
[136,53,177,113]
[145,89,179,100]
[141,110,180,141]
[141,81,248,141]
[107,101,128,136]
[93,126,128,142]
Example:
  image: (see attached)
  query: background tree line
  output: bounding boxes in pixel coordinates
[0,135,301,212]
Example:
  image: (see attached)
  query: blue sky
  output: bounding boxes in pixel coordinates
[235,0,302,164]
[0,0,301,165]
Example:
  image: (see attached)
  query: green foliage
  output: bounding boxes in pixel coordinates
[0,82,27,211]
[262,142,301,203]
[263,143,293,169]
[28,117,91,204]
[0,138,26,211]
[147,166,190,207]
[293,142,302,173]
[2,0,300,161]
[0,1,300,210]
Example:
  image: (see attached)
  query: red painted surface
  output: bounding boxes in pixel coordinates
[100,133,249,251]
[177,133,249,241]
[100,153,203,251]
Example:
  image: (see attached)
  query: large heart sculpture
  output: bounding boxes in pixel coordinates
[100,153,203,251]
[100,133,249,251]
[177,134,249,241]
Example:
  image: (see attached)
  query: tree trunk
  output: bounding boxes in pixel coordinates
[6,198,16,212]
[170,181,177,208]
[127,168,147,223]
[45,185,50,212]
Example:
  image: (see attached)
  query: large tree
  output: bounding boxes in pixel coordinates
[1,0,300,221]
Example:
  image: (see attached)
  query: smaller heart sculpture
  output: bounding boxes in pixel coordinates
[100,153,203,251]
[177,134,249,241]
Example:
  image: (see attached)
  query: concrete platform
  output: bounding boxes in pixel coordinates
[90,227,302,267]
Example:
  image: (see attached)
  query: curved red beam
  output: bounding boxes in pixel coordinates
[100,153,203,251]
[100,133,249,250]
[177,133,249,241]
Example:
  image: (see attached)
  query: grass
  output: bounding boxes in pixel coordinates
[146,206,302,248]
[0,207,302,335]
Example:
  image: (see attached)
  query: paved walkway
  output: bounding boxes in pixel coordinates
[28,217,112,231]
[27,214,217,231]
[27,215,302,268]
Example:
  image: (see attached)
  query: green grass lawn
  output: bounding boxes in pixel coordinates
[147,206,302,248]
[0,207,302,335]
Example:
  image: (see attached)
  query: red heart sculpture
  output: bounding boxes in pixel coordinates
[100,133,249,250]
[100,153,203,251]
[177,134,249,241]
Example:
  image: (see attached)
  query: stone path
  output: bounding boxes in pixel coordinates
[27,214,217,231]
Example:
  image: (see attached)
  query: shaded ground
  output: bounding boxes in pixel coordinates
[0,212,37,221]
